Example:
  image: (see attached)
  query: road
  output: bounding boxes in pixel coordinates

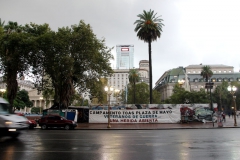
[0,128,240,160]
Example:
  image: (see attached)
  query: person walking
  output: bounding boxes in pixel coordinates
[228,112,231,118]
[222,112,226,122]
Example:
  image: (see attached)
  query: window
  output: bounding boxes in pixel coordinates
[224,71,226,73]
[223,78,228,82]
[193,71,196,73]
[229,71,232,73]
[229,78,233,81]
[188,71,191,73]
[217,78,222,82]
[211,78,216,82]
[219,71,222,73]
[214,70,216,73]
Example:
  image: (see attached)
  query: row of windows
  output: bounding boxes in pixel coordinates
[188,70,232,74]
[112,74,128,77]
[170,77,240,83]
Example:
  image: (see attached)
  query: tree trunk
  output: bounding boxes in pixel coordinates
[7,72,18,113]
[148,40,153,104]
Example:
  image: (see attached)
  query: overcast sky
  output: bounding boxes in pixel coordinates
[1,0,240,86]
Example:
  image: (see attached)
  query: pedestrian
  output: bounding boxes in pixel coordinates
[222,112,226,122]
[228,112,231,118]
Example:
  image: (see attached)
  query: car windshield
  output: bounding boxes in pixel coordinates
[0,103,10,114]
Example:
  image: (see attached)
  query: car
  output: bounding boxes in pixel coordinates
[38,115,77,130]
[0,98,29,138]
[15,113,37,129]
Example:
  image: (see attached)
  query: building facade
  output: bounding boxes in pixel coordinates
[107,60,149,104]
[116,45,134,69]
[154,64,240,101]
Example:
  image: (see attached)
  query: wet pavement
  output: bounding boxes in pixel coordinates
[75,116,239,130]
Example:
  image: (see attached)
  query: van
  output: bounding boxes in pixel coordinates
[0,98,29,138]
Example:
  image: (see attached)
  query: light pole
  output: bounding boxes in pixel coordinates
[178,79,185,88]
[0,88,6,97]
[39,96,43,115]
[104,86,114,128]
[228,85,237,126]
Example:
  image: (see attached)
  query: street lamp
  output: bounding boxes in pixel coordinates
[0,88,6,97]
[178,79,185,87]
[39,96,43,115]
[104,86,114,128]
[227,85,237,126]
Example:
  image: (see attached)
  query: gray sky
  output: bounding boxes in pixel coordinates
[1,0,240,86]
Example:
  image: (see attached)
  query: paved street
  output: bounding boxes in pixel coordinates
[1,127,240,160]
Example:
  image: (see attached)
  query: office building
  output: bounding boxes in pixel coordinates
[116,45,134,69]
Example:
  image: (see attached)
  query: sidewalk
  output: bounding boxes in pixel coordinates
[75,117,240,130]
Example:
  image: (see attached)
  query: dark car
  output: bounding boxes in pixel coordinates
[38,115,77,130]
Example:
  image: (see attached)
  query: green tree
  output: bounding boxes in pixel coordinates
[26,21,113,108]
[128,69,140,104]
[134,9,164,104]
[200,65,213,83]
[13,89,33,111]
[0,21,32,113]
[0,18,5,27]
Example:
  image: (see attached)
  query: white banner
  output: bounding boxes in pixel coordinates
[89,109,181,123]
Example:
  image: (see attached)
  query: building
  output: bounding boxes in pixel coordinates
[116,45,134,69]
[107,60,149,104]
[0,77,53,113]
[154,64,240,101]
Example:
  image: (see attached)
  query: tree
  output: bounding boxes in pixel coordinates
[121,82,161,104]
[13,89,33,111]
[212,81,229,111]
[0,18,5,27]
[128,69,140,104]
[134,9,164,104]
[200,65,213,83]
[0,21,32,113]
[34,20,113,108]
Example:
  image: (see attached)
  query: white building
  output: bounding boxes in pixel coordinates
[107,60,149,104]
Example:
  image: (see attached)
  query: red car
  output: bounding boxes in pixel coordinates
[15,113,37,129]
[38,115,77,130]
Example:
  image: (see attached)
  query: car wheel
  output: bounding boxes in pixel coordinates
[41,124,47,130]
[64,125,70,130]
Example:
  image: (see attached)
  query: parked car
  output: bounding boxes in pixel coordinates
[38,115,77,130]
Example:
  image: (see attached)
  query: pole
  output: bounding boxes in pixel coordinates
[107,94,111,128]
[233,96,237,126]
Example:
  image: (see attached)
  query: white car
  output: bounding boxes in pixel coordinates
[0,98,29,138]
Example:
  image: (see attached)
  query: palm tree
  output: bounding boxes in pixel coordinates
[128,69,140,104]
[134,9,164,104]
[200,65,213,83]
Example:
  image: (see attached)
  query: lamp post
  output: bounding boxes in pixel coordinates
[39,96,43,115]
[104,86,114,128]
[178,79,185,88]
[227,85,237,126]
[0,88,6,97]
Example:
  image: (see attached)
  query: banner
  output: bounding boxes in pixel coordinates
[89,108,180,123]
[89,104,217,123]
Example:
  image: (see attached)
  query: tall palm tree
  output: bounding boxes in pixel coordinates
[128,69,140,104]
[200,65,213,83]
[134,9,164,104]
